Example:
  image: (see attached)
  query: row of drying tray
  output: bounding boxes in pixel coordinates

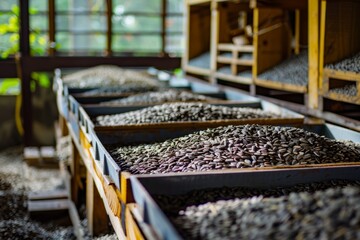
[54,68,360,240]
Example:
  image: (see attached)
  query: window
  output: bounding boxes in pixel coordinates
[0,0,184,58]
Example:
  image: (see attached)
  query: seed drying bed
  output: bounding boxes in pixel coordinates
[62,65,159,89]
[96,103,280,126]
[170,181,360,240]
[257,51,308,86]
[100,90,215,106]
[114,125,360,174]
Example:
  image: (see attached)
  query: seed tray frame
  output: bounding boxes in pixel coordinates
[322,68,360,105]
[129,165,360,240]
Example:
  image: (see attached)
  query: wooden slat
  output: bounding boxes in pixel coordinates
[319,0,326,94]
[28,190,68,201]
[184,65,212,76]
[68,200,86,240]
[217,56,253,66]
[187,0,212,6]
[308,0,319,109]
[86,170,109,236]
[67,122,126,239]
[323,91,360,105]
[255,78,308,93]
[28,199,69,212]
[250,0,308,10]
[323,69,360,82]
[294,9,300,55]
[218,43,254,52]
[215,72,253,85]
[126,204,146,240]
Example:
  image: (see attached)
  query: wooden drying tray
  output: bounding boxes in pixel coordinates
[322,68,360,105]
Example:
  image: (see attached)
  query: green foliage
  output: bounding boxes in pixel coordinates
[0,78,20,95]
[0,4,47,59]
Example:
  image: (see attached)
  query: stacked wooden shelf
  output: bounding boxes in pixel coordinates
[320,0,360,106]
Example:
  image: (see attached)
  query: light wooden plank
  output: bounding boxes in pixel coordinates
[319,0,326,94]
[184,65,212,76]
[255,78,308,93]
[308,0,319,109]
[323,69,360,82]
[86,170,109,236]
[67,122,126,240]
[294,9,300,55]
[215,72,253,85]
[126,204,146,240]
[218,43,254,52]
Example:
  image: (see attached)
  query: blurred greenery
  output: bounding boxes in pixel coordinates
[0,0,183,57]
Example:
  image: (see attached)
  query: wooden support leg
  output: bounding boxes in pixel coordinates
[250,84,256,96]
[70,141,80,205]
[86,171,109,236]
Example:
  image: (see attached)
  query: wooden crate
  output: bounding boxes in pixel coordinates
[320,0,360,106]
[183,1,213,76]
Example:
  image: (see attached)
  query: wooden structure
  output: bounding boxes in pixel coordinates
[319,0,360,106]
[183,0,311,102]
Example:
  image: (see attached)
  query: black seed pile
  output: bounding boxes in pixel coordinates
[258,51,308,86]
[96,103,280,126]
[100,90,215,105]
[155,180,360,216]
[173,184,360,240]
[114,125,360,174]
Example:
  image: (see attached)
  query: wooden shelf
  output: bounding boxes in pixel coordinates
[255,78,307,93]
[322,68,360,105]
[319,0,360,106]
[218,43,254,53]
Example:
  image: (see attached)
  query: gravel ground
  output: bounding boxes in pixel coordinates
[326,52,360,73]
[0,146,117,240]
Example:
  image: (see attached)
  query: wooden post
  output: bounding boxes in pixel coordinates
[48,0,56,56]
[318,0,326,94]
[86,171,109,236]
[70,141,81,204]
[308,0,319,109]
[210,0,218,84]
[106,0,113,56]
[19,0,33,146]
[294,9,300,55]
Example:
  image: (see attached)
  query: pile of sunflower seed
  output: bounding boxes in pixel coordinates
[258,51,308,86]
[115,125,360,174]
[100,90,215,105]
[329,84,358,97]
[174,183,360,240]
[155,180,360,216]
[326,52,360,73]
[62,65,159,89]
[96,103,280,126]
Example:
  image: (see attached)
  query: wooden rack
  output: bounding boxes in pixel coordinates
[319,0,360,106]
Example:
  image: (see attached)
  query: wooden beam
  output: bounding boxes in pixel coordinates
[86,170,109,236]
[19,0,33,146]
[161,0,167,56]
[308,0,319,109]
[106,0,113,56]
[48,0,56,56]
[21,56,181,71]
[294,9,300,55]
[250,0,308,10]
